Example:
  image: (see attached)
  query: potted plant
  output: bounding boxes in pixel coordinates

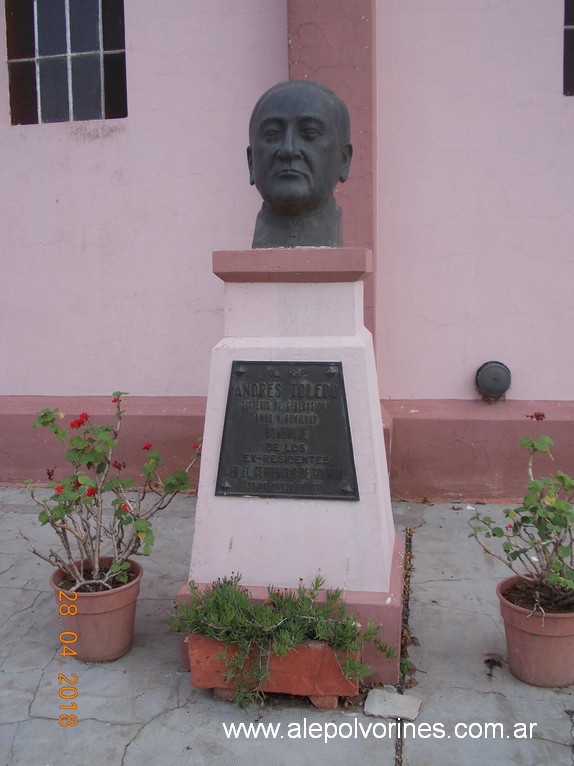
[468,414,574,687]
[23,391,201,662]
[169,573,395,709]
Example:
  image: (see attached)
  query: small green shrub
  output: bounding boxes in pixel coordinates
[170,573,395,707]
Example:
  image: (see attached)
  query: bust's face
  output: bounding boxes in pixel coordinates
[247,84,352,216]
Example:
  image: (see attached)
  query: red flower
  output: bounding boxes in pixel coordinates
[55,486,64,495]
[121,503,130,512]
[46,468,55,481]
[112,460,125,471]
[86,487,97,497]
[506,523,513,530]
[70,411,89,429]
[192,442,201,451]
[143,442,152,451]
[112,396,121,403]
[526,412,546,421]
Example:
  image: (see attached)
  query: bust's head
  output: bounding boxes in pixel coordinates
[247,80,352,217]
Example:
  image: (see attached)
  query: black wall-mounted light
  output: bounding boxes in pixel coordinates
[475,361,511,398]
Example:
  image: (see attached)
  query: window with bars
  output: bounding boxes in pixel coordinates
[5,0,127,124]
[565,0,574,95]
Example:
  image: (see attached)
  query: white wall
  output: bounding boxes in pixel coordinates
[376,0,574,400]
[0,0,288,396]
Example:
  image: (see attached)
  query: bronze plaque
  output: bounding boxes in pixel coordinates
[216,361,359,500]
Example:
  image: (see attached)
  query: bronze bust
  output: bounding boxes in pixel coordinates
[247,80,353,248]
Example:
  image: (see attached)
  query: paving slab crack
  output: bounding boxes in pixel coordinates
[119,701,193,766]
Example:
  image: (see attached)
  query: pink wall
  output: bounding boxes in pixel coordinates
[288,0,377,336]
[3,1,571,403]
[0,0,288,397]
[376,0,574,401]
[2,0,573,495]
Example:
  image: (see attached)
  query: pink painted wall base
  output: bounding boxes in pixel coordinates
[3,396,572,502]
[384,399,574,502]
[0,396,204,488]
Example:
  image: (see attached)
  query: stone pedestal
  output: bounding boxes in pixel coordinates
[180,248,403,683]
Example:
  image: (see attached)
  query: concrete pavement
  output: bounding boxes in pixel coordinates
[0,488,572,765]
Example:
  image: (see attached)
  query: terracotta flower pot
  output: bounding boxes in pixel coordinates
[50,557,143,662]
[497,575,574,687]
[187,633,358,709]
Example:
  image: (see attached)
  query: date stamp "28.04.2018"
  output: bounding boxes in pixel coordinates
[57,589,79,726]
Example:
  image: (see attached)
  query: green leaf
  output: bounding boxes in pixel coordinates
[142,451,164,478]
[139,529,155,552]
[519,434,553,453]
[555,471,574,490]
[110,561,131,572]
[34,408,59,427]
[164,470,190,493]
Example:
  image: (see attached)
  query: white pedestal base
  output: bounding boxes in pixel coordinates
[182,249,402,682]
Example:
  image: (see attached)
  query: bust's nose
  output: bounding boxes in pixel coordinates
[276,125,302,159]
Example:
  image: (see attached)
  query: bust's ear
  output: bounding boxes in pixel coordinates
[338,143,353,183]
[247,146,255,185]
